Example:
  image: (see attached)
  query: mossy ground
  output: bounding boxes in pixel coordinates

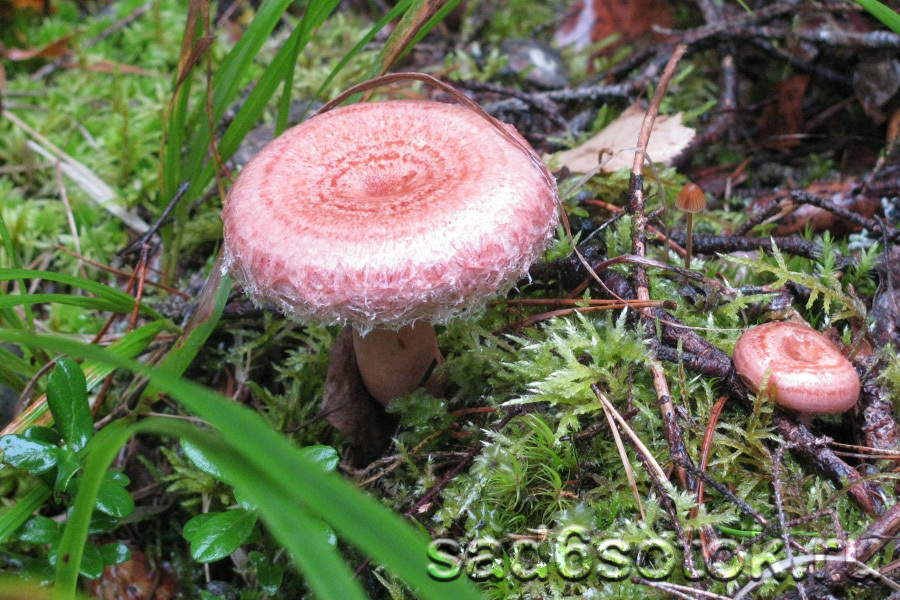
[1,1,898,598]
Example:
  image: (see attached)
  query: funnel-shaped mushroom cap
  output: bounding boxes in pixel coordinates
[732,322,860,414]
[222,100,559,331]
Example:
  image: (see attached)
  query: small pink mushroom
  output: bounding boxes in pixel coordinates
[222,100,558,404]
[732,321,860,417]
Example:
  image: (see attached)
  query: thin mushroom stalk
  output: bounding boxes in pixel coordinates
[684,212,694,269]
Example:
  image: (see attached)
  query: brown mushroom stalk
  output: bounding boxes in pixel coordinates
[351,323,443,403]
[675,182,706,270]
[222,99,558,405]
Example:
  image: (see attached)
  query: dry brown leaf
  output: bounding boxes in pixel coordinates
[555,0,675,51]
[759,74,809,153]
[2,35,70,61]
[550,103,695,173]
[87,548,177,600]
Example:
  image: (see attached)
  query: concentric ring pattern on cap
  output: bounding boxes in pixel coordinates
[222,100,559,331]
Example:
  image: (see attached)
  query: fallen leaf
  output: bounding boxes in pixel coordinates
[87,548,177,600]
[750,180,879,236]
[554,0,675,51]
[2,35,70,61]
[758,74,809,153]
[550,102,695,173]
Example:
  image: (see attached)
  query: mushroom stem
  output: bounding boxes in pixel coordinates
[684,212,694,270]
[351,323,444,405]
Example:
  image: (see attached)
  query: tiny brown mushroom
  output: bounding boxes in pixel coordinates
[675,182,706,270]
[732,321,860,419]
[222,99,559,404]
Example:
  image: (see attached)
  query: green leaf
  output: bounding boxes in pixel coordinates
[184,509,258,563]
[182,512,216,539]
[77,542,104,579]
[1,322,167,446]
[181,439,224,481]
[54,447,81,495]
[23,426,59,445]
[232,486,256,511]
[46,358,92,453]
[15,516,62,545]
[87,511,119,535]
[0,484,52,546]
[301,445,340,471]
[0,435,59,474]
[98,542,131,566]
[94,471,134,519]
[249,551,284,595]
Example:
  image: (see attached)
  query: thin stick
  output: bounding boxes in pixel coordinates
[627,44,693,490]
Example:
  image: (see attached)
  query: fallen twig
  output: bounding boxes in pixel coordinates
[626,43,695,490]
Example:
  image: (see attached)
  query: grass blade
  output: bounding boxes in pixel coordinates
[374,0,463,76]
[143,420,371,600]
[302,0,413,119]
[0,321,167,441]
[0,483,52,544]
[0,268,165,320]
[0,215,31,332]
[854,0,900,33]
[0,330,485,600]
[275,0,341,135]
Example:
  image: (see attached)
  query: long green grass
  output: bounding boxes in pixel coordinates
[0,0,485,597]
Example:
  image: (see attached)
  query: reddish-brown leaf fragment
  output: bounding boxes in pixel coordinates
[87,548,177,600]
[554,0,675,52]
[2,35,70,61]
[758,74,809,154]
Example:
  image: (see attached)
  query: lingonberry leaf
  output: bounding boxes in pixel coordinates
[184,509,257,563]
[15,515,62,544]
[0,434,59,474]
[46,357,93,453]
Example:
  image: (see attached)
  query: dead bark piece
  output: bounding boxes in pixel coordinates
[822,501,900,588]
[668,230,853,268]
[321,327,396,465]
[872,246,900,351]
[856,356,900,454]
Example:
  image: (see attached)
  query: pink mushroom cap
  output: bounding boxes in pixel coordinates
[222,100,559,332]
[732,321,860,414]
